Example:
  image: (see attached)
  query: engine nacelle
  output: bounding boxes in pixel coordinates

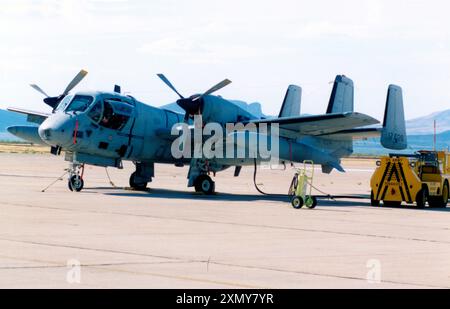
[201,96,257,125]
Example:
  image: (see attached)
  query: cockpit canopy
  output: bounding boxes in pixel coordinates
[57,93,134,131]
[89,99,133,130]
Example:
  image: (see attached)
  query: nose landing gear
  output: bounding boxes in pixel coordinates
[68,163,84,192]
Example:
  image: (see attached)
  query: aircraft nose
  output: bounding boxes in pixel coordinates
[38,115,75,147]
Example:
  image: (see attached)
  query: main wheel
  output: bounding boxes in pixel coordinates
[194,175,215,195]
[129,172,148,191]
[416,187,429,209]
[68,175,84,192]
[291,196,304,209]
[370,190,380,207]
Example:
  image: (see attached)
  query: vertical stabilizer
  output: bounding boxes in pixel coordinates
[326,75,354,114]
[279,85,302,118]
[381,85,407,150]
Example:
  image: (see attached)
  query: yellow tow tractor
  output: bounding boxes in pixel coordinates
[289,160,318,209]
[370,150,450,208]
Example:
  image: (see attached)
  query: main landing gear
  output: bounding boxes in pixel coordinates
[187,159,218,195]
[129,162,154,191]
[68,163,84,192]
[194,174,215,195]
[129,172,148,191]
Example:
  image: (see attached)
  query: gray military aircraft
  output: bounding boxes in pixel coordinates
[7,70,407,194]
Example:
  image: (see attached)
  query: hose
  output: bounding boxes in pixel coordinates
[253,158,335,200]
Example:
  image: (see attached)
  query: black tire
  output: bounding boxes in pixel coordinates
[291,196,304,209]
[442,182,449,208]
[430,182,449,208]
[416,187,428,209]
[370,191,380,207]
[129,172,147,191]
[68,175,84,192]
[305,196,318,209]
[194,175,215,195]
[383,201,402,207]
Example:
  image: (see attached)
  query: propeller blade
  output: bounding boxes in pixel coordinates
[157,74,184,99]
[63,69,88,95]
[199,79,232,99]
[30,84,50,98]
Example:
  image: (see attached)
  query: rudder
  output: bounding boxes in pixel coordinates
[279,85,302,118]
[326,75,354,114]
[381,85,407,150]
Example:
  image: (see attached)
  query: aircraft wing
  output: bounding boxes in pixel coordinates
[7,107,50,124]
[248,112,379,139]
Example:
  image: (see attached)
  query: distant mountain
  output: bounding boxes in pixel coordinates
[0,109,29,141]
[406,109,450,135]
[354,130,450,156]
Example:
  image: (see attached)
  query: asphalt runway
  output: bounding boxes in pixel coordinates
[0,153,449,288]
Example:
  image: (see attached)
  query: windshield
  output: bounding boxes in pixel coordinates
[55,95,73,112]
[66,95,94,113]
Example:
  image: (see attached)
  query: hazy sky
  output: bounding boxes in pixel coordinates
[1,0,449,121]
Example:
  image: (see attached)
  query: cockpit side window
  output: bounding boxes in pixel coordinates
[99,100,132,130]
[66,95,94,113]
[87,101,103,123]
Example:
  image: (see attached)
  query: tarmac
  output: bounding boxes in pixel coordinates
[0,153,449,288]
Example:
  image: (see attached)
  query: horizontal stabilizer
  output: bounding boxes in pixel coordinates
[381,85,407,150]
[279,85,302,118]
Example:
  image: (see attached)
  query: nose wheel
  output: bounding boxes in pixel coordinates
[68,163,84,192]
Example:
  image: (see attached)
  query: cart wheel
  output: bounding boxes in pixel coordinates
[305,196,317,209]
[291,196,304,209]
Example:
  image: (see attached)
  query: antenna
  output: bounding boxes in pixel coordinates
[434,119,437,151]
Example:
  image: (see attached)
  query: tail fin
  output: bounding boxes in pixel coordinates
[326,75,354,114]
[279,85,302,118]
[381,85,407,150]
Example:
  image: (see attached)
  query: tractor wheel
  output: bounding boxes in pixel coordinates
[430,182,449,208]
[370,191,380,207]
[416,187,429,209]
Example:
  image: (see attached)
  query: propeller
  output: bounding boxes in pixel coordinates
[30,69,88,109]
[157,74,231,122]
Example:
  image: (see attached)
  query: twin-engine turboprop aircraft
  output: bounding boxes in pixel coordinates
[7,70,407,194]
